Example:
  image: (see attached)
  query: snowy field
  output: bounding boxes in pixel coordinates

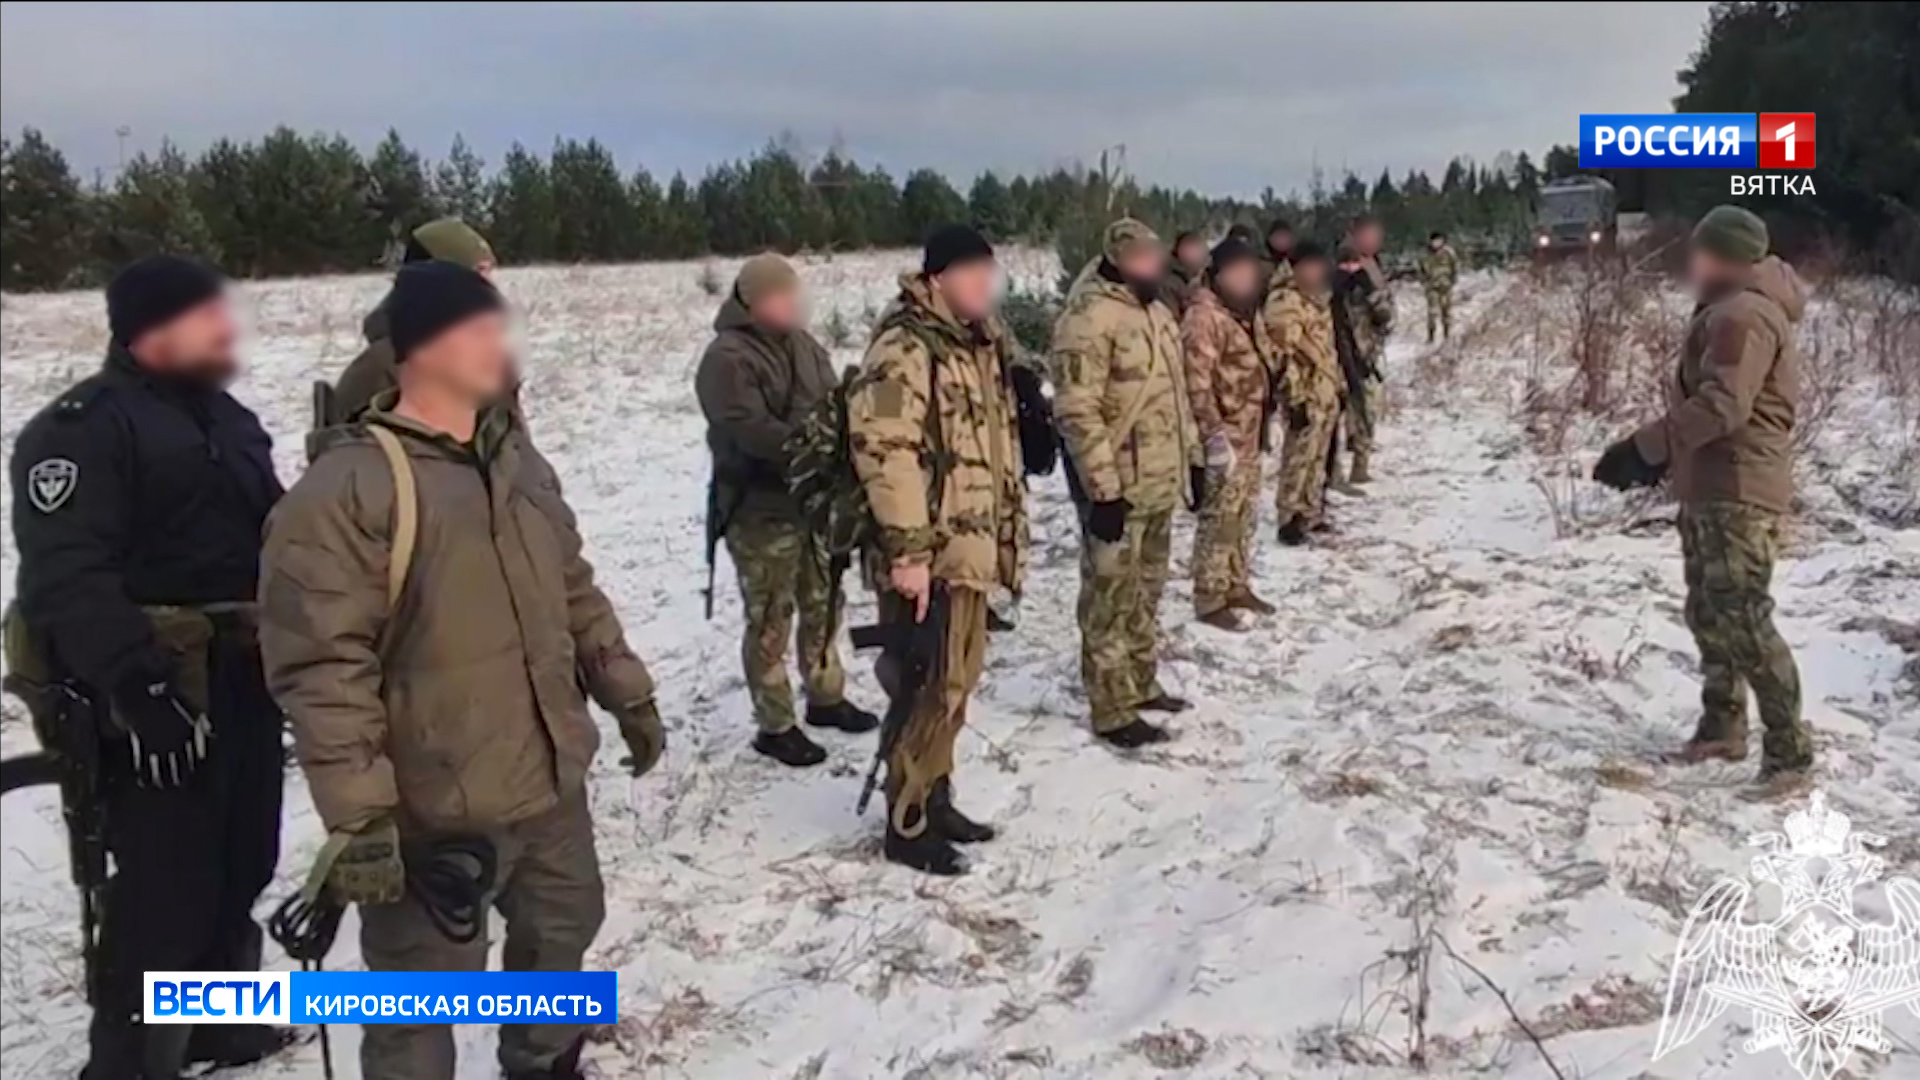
[2,250,1917,1079]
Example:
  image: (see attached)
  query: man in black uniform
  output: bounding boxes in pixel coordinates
[8,256,290,1079]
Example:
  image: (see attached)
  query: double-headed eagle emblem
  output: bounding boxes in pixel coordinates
[1656,792,1920,1079]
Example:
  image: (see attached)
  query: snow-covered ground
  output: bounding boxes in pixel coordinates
[2,252,1916,1079]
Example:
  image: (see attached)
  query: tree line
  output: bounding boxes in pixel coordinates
[3,2,1911,292]
[0,125,1551,293]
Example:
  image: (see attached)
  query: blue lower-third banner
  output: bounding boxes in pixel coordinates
[290,970,617,1024]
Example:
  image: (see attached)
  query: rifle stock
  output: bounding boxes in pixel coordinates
[849,581,951,816]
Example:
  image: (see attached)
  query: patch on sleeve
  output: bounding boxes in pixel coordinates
[26,458,78,513]
[871,380,906,419]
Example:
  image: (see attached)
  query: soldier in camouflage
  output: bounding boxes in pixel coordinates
[1051,219,1202,747]
[1594,206,1813,795]
[1330,216,1394,487]
[1182,236,1277,631]
[1163,230,1207,322]
[1265,242,1341,544]
[846,225,1027,875]
[1419,231,1461,342]
[1262,219,1296,291]
[695,255,878,768]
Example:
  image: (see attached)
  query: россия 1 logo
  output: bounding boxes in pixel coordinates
[1579,113,1816,196]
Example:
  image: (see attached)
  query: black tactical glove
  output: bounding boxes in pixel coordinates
[1189,466,1208,511]
[1591,437,1664,491]
[112,674,212,790]
[1086,498,1131,544]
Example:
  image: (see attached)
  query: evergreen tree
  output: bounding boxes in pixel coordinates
[967,171,1018,239]
[95,141,220,269]
[549,137,631,261]
[1,129,90,290]
[660,171,707,258]
[432,134,489,227]
[488,142,557,262]
[899,168,967,245]
[366,128,435,248]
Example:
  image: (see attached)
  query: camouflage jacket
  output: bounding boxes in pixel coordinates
[1335,258,1395,373]
[1265,282,1342,410]
[1420,245,1460,292]
[1050,261,1200,512]
[846,273,1027,594]
[1181,285,1274,459]
[1161,262,1201,322]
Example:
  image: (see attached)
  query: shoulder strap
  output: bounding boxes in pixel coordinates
[365,425,418,612]
[1106,314,1165,455]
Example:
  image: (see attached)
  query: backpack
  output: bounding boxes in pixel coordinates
[785,318,947,584]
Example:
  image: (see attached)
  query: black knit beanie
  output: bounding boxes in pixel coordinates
[106,255,226,346]
[387,261,506,362]
[923,224,995,276]
[1209,236,1260,276]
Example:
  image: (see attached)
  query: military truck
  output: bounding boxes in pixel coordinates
[1532,176,1618,257]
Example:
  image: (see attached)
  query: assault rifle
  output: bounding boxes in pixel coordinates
[0,673,108,1004]
[849,581,951,816]
[701,476,747,620]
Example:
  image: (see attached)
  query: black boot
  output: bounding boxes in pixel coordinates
[187,1023,297,1069]
[506,1035,587,1079]
[753,727,828,767]
[883,793,967,875]
[1099,719,1172,749]
[929,779,996,843]
[1277,516,1311,546]
[805,699,880,734]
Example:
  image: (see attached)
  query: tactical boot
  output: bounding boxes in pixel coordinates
[1277,517,1311,546]
[1746,763,1813,802]
[753,727,828,767]
[1139,692,1192,714]
[506,1035,587,1080]
[1309,517,1334,534]
[929,779,996,843]
[806,700,880,734]
[1350,458,1374,484]
[1099,719,1172,749]
[1227,589,1277,616]
[187,1024,297,1069]
[884,821,967,876]
[1197,607,1251,633]
[1664,737,1748,765]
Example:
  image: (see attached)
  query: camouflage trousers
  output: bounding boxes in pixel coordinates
[725,517,847,733]
[1276,402,1338,525]
[1193,457,1261,615]
[1076,504,1174,733]
[1679,502,1811,771]
[880,586,988,838]
[360,794,603,1080]
[1334,378,1381,480]
[1424,287,1454,341]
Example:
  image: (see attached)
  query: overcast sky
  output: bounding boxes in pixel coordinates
[0,1,1711,196]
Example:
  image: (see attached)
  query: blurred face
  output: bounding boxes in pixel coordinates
[1354,223,1384,257]
[409,311,512,405]
[1116,244,1166,284]
[1215,259,1261,305]
[1687,248,1744,295]
[934,260,998,323]
[473,260,497,282]
[752,286,803,334]
[1268,230,1294,256]
[1429,236,1445,250]
[1174,239,1206,273]
[1294,259,1330,292]
[132,295,240,387]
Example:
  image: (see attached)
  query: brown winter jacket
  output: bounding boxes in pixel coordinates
[259,405,656,834]
[694,294,840,525]
[1632,256,1805,513]
[1181,285,1274,460]
[847,274,1027,594]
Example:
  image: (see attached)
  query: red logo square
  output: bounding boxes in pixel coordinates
[1758,113,1816,169]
